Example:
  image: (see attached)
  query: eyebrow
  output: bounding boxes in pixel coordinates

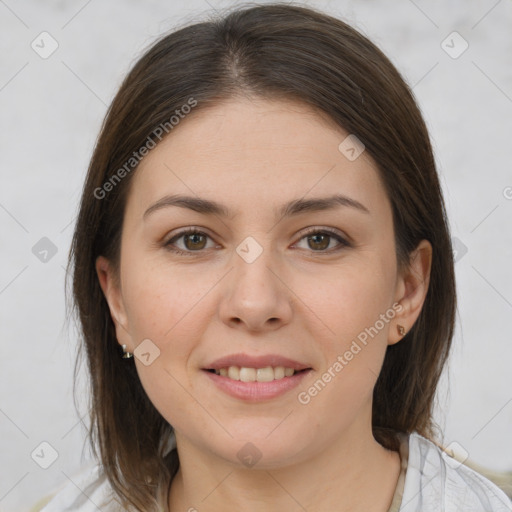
[143,193,370,221]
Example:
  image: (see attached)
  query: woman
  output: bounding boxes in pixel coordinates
[36,3,512,511]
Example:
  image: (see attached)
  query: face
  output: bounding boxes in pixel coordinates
[97,97,430,469]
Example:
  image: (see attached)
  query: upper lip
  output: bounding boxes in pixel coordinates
[204,353,312,371]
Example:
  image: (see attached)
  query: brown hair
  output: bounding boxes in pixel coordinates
[68,3,456,510]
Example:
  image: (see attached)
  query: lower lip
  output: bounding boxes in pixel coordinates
[202,369,312,402]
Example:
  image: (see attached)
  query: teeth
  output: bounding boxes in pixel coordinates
[213,366,299,382]
[240,367,256,382]
[228,366,240,380]
[256,367,274,382]
[274,366,285,379]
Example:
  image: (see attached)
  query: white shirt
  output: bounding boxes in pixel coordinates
[37,432,511,511]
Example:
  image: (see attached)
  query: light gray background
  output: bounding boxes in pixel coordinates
[1,0,511,510]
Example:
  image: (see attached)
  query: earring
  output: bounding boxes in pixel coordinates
[122,344,133,359]
[397,325,406,337]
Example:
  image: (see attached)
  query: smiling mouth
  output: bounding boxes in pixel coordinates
[204,366,310,382]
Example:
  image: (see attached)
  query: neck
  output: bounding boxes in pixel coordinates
[168,419,401,512]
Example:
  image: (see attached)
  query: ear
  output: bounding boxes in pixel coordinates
[96,255,132,350]
[389,239,432,345]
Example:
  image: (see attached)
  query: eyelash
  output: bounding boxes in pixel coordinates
[163,227,351,256]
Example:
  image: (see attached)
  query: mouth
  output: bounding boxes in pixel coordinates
[203,366,311,382]
[202,353,313,401]
[202,365,313,402]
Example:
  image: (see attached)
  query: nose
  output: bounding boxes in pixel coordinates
[218,241,293,332]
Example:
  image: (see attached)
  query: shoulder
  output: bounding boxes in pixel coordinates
[401,432,512,511]
[32,462,124,512]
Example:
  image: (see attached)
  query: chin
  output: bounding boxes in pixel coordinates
[210,429,313,470]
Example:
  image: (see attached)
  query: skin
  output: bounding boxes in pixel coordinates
[97,97,432,512]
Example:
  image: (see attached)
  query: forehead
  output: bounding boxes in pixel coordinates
[126,97,388,219]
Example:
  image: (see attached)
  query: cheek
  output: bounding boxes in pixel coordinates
[293,254,395,406]
[134,357,206,437]
[298,254,396,345]
[122,261,209,427]
[121,260,220,423]
[122,257,218,348]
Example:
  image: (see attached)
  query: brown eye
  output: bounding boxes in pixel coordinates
[164,229,214,255]
[295,228,350,253]
[307,233,331,251]
[183,233,207,250]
